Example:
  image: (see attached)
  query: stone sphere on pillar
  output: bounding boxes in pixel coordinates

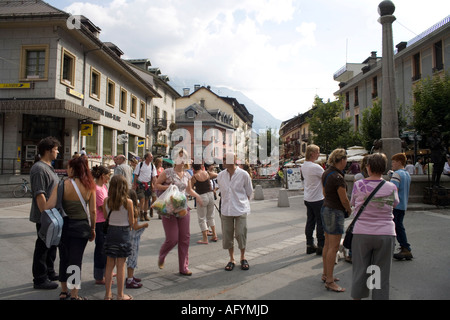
[378,0,395,16]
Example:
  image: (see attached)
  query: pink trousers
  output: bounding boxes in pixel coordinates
[159,209,190,273]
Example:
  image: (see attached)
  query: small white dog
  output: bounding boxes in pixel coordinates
[335,240,349,264]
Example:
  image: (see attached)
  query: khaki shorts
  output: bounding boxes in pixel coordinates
[136,183,151,200]
[220,214,247,250]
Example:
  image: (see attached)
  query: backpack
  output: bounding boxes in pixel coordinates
[38,180,67,248]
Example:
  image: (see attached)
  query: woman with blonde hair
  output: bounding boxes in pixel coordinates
[321,148,352,292]
[155,149,203,275]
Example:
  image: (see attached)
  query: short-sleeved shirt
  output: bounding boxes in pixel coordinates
[390,169,411,211]
[29,161,59,223]
[163,168,191,195]
[322,166,347,212]
[301,161,324,202]
[134,161,156,183]
[351,179,399,236]
[95,184,108,223]
[114,164,133,189]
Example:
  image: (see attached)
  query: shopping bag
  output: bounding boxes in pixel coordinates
[151,185,187,217]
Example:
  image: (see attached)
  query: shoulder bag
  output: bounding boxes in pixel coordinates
[103,209,112,234]
[343,180,386,249]
[38,179,67,248]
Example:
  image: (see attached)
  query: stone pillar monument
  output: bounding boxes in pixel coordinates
[378,1,402,164]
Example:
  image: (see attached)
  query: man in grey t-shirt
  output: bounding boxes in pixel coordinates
[30,137,61,290]
[114,154,133,189]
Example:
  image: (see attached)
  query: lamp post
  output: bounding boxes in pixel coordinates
[378,1,402,164]
[408,131,422,163]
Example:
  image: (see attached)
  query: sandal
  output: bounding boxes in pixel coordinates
[117,294,133,300]
[325,282,346,292]
[59,291,71,300]
[211,237,218,242]
[225,261,235,271]
[104,295,113,300]
[196,240,208,244]
[70,295,88,300]
[240,259,250,270]
[321,274,340,283]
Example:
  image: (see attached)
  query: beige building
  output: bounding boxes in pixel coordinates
[279,112,311,161]
[175,86,253,162]
[126,59,181,158]
[0,1,161,173]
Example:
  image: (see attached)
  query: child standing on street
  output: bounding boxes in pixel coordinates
[126,190,149,289]
[103,175,134,300]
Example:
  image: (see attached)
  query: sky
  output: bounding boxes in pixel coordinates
[46,0,450,122]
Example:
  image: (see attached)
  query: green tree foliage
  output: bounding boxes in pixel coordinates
[308,96,361,155]
[360,100,382,151]
[359,100,407,151]
[412,73,450,143]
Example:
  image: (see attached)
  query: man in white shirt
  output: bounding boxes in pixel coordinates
[134,152,157,220]
[217,153,253,271]
[300,144,325,255]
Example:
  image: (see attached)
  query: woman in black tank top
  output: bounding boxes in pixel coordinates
[192,164,218,244]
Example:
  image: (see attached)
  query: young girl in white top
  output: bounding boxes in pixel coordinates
[102,175,134,300]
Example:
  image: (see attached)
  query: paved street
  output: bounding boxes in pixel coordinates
[0,188,449,310]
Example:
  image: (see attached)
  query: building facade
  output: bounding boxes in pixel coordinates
[126,59,180,158]
[0,1,160,173]
[333,15,450,135]
[279,111,311,162]
[175,86,253,163]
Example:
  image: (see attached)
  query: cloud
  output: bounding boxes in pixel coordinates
[58,0,450,122]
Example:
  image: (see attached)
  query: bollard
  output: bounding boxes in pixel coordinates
[277,189,290,207]
[254,185,264,200]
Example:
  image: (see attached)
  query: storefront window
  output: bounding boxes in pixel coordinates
[103,127,113,159]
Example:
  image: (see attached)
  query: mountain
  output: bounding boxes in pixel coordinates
[169,77,282,132]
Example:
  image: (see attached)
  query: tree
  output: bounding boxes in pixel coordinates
[360,100,382,151]
[412,72,450,146]
[308,96,361,155]
[360,99,407,151]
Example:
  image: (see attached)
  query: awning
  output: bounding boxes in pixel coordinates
[0,99,100,121]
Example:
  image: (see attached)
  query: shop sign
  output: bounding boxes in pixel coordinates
[0,83,31,89]
[81,123,93,136]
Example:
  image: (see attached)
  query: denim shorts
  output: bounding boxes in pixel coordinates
[320,206,345,235]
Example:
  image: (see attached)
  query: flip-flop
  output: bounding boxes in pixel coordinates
[196,240,208,244]
[117,294,133,300]
[210,237,218,242]
[240,259,249,270]
[225,261,235,271]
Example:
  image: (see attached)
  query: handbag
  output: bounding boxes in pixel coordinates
[343,180,386,249]
[38,180,67,248]
[103,209,112,234]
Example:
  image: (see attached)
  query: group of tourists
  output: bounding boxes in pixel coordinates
[301,144,412,300]
[29,137,253,300]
